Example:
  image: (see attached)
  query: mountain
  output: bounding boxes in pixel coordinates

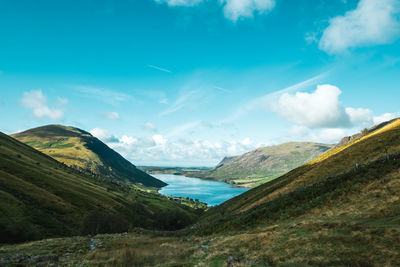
[2,120,400,266]
[0,131,200,243]
[187,142,332,187]
[198,118,400,232]
[12,125,166,188]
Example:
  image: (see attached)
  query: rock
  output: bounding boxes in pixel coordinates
[289,222,303,229]
[227,256,241,267]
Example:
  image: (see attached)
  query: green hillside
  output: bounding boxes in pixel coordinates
[0,132,200,244]
[12,125,166,188]
[1,120,400,266]
[187,142,332,187]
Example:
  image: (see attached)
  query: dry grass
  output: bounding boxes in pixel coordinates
[87,236,199,266]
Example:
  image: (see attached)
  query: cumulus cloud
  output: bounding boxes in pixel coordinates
[90,128,119,142]
[345,107,373,126]
[319,0,400,53]
[275,84,352,128]
[222,0,275,22]
[21,90,64,120]
[155,0,203,6]
[274,84,392,130]
[154,0,275,21]
[106,132,257,166]
[288,125,348,144]
[275,85,398,143]
[104,111,120,120]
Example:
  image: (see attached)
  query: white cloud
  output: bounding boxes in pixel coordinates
[154,0,275,21]
[147,64,172,73]
[120,135,138,145]
[90,128,115,142]
[223,72,327,123]
[241,137,251,145]
[222,0,275,22]
[155,0,203,6]
[168,121,201,137]
[319,0,400,54]
[21,90,64,120]
[152,134,167,146]
[105,111,120,120]
[288,125,348,144]
[275,84,352,128]
[106,132,257,166]
[145,122,157,132]
[345,107,373,126]
[57,97,69,105]
[274,84,389,130]
[276,85,398,144]
[71,85,134,105]
[160,90,205,116]
[373,112,398,124]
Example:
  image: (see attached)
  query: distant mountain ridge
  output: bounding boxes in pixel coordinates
[187,142,332,187]
[12,124,166,188]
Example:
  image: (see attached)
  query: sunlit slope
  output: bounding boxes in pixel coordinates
[0,132,198,243]
[200,118,400,231]
[12,125,166,188]
[188,142,331,187]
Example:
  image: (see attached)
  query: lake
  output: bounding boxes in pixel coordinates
[153,174,249,206]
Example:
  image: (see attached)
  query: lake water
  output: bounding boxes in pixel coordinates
[153,174,248,206]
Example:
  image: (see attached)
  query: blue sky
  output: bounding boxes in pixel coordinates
[1,0,399,166]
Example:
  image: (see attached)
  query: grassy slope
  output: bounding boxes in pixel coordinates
[187,142,332,187]
[12,124,166,188]
[0,132,199,244]
[2,121,400,266]
[201,119,400,219]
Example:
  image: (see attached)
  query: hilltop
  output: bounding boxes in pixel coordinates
[186,142,332,187]
[0,132,200,244]
[12,125,166,188]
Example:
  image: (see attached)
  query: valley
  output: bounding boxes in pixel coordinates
[1,119,400,266]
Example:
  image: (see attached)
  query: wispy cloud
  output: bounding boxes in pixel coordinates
[223,72,328,122]
[70,85,134,105]
[213,86,231,93]
[160,90,201,116]
[147,64,172,73]
[21,90,65,120]
[104,111,120,120]
[167,121,201,137]
[144,122,158,132]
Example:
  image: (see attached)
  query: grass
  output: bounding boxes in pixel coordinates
[2,120,400,266]
[12,124,166,188]
[184,142,332,187]
[0,131,202,244]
